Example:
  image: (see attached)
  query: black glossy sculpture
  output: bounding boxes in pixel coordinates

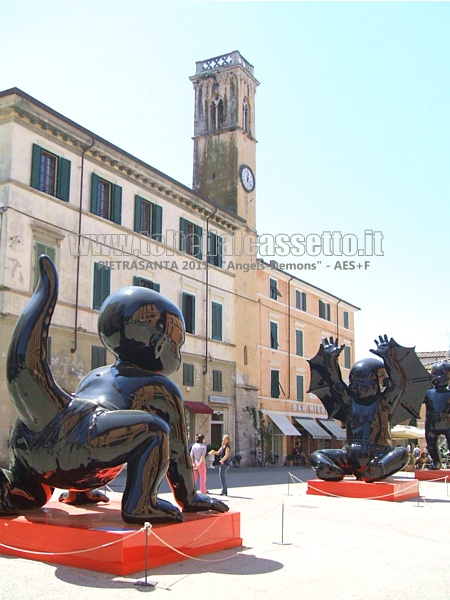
[424,360,450,469]
[308,335,431,482]
[1,255,228,523]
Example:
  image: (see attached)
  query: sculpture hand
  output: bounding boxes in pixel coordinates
[370,334,393,358]
[321,336,345,363]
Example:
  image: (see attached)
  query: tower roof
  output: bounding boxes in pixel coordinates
[193,51,258,84]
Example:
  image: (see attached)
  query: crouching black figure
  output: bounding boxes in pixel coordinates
[308,335,431,483]
[424,361,450,470]
[0,255,227,523]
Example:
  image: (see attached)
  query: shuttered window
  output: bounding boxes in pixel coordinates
[183,363,194,386]
[91,173,122,224]
[34,243,56,289]
[91,346,107,369]
[134,276,160,292]
[180,217,203,259]
[31,144,71,202]
[208,232,223,268]
[182,292,196,334]
[271,370,280,398]
[270,321,279,349]
[295,330,304,356]
[134,196,163,240]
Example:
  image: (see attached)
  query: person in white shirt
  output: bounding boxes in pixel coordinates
[190,434,208,494]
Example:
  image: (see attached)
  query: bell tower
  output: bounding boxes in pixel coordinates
[190,51,260,462]
[190,51,259,230]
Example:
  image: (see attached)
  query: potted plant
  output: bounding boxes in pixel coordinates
[285,454,294,466]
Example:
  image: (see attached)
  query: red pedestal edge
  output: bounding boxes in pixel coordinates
[307,476,419,502]
[0,500,242,575]
[414,468,450,482]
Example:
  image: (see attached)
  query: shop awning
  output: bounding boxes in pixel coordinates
[318,419,346,440]
[294,417,331,439]
[266,412,302,436]
[184,401,214,414]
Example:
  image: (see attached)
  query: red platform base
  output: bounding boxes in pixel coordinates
[0,500,241,575]
[307,476,419,501]
[415,468,450,482]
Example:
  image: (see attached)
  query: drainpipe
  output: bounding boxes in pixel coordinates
[203,207,217,374]
[287,275,294,399]
[71,137,95,353]
[336,299,341,341]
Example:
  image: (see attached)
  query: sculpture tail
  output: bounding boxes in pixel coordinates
[7,255,71,431]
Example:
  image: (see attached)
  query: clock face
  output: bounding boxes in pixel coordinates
[240,165,255,192]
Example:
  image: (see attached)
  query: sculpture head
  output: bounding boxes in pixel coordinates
[430,360,450,389]
[349,357,387,399]
[98,286,185,375]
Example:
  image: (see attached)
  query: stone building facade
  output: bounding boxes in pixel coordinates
[0,51,358,467]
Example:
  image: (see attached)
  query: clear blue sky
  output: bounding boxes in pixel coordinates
[1,1,449,358]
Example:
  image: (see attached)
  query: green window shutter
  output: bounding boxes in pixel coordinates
[296,330,304,356]
[180,217,187,252]
[134,276,161,293]
[343,311,349,329]
[212,302,222,341]
[91,346,107,369]
[93,263,110,310]
[194,224,203,259]
[91,173,100,215]
[56,156,71,202]
[134,195,143,233]
[208,232,216,265]
[31,144,43,190]
[152,204,163,240]
[302,292,307,312]
[93,263,101,309]
[217,235,223,268]
[34,243,55,289]
[183,363,194,386]
[326,303,331,321]
[182,292,195,334]
[213,369,222,391]
[270,321,278,349]
[111,184,122,224]
[271,370,280,398]
[296,375,304,401]
[344,346,351,369]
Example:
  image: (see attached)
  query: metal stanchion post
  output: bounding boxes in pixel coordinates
[135,522,158,588]
[273,501,292,546]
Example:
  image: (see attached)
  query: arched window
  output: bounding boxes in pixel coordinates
[242,98,250,134]
[210,97,224,132]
